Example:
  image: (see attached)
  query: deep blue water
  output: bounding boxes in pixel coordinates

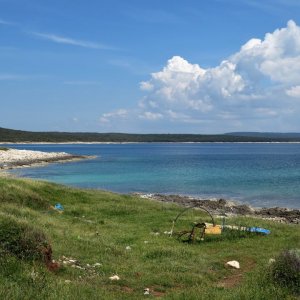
[4,143,300,208]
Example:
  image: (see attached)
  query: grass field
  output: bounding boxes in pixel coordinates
[0,176,299,299]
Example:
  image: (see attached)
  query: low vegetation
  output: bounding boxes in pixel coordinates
[0,176,299,299]
[270,249,300,296]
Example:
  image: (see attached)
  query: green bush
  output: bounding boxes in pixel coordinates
[0,216,50,261]
[270,249,300,295]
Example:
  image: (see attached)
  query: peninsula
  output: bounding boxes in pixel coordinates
[0,147,94,170]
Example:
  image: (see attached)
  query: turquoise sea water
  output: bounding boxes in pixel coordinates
[4,143,300,209]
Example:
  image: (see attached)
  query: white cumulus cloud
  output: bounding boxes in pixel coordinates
[137,20,300,130]
[100,109,128,123]
[286,85,300,98]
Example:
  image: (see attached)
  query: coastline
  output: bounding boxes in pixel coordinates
[1,148,299,225]
[1,141,300,144]
[135,193,300,224]
[0,148,96,170]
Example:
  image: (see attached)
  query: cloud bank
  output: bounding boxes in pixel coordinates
[102,21,300,132]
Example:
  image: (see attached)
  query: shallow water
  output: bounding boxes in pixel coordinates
[5,143,300,208]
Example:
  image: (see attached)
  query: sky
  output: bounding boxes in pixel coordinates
[1,0,300,133]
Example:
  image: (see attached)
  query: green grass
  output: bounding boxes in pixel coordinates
[0,176,299,299]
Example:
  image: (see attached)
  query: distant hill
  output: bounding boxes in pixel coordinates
[1,127,300,143]
[226,132,300,139]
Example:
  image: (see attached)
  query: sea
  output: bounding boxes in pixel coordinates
[4,143,300,209]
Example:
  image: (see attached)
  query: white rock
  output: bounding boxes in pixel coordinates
[226,260,240,269]
[93,263,102,267]
[126,246,131,250]
[150,232,160,236]
[269,258,276,264]
[109,275,120,281]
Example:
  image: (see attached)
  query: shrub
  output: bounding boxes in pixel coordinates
[0,216,51,262]
[270,249,300,295]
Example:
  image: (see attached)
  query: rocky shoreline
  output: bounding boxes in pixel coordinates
[0,148,95,170]
[136,193,300,224]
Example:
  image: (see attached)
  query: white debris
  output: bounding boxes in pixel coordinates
[268,258,276,264]
[226,260,240,269]
[93,263,102,267]
[64,280,71,284]
[144,241,149,244]
[144,288,150,295]
[30,270,38,280]
[126,246,132,250]
[109,275,120,281]
[164,231,172,235]
[140,194,153,199]
[150,232,160,236]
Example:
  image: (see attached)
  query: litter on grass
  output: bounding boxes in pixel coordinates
[170,205,270,243]
[109,275,120,281]
[226,260,240,269]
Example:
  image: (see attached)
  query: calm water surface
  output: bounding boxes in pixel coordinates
[5,143,300,208]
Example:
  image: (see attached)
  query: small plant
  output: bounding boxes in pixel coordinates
[270,249,300,295]
[0,147,9,151]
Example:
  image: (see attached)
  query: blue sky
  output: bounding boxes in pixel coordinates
[1,0,300,133]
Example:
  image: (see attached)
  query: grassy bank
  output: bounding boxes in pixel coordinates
[0,176,299,299]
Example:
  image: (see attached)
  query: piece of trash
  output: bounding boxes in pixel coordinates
[54,203,64,211]
[226,260,240,269]
[144,241,149,244]
[64,280,71,284]
[109,275,120,281]
[268,258,276,264]
[93,263,102,267]
[164,231,172,235]
[144,288,150,295]
[126,246,131,250]
[150,232,160,236]
[248,227,270,235]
